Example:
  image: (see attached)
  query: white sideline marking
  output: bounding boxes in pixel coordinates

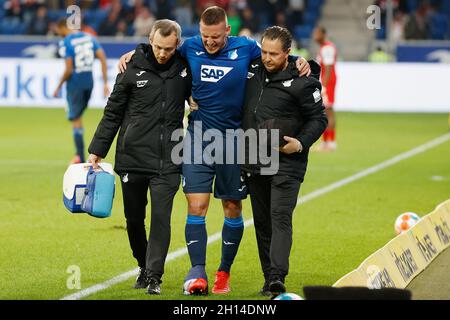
[61,133,450,300]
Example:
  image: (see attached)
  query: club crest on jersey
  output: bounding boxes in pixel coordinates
[228,49,238,60]
[136,80,148,88]
[201,65,233,83]
[282,79,294,87]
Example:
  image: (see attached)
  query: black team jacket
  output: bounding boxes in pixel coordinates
[241,59,328,181]
[88,44,192,175]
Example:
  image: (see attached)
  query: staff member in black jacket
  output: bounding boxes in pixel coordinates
[241,26,328,296]
[87,20,192,295]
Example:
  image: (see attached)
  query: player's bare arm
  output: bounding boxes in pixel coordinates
[53,57,73,98]
[96,48,110,97]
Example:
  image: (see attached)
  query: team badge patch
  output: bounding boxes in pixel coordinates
[228,49,238,60]
[282,79,294,87]
[313,88,322,103]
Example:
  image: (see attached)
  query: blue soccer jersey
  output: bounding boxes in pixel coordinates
[179,36,260,131]
[58,32,102,90]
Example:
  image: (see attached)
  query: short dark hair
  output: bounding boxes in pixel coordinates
[201,6,227,25]
[317,26,327,35]
[261,26,292,52]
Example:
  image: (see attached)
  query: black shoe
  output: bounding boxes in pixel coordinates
[146,277,161,295]
[259,280,271,297]
[269,278,286,296]
[134,268,150,289]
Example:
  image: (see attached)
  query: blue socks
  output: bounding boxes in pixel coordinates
[73,127,85,162]
[185,215,207,270]
[185,215,244,277]
[219,215,244,273]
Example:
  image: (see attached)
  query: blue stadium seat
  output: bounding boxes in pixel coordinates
[303,11,319,26]
[294,25,314,40]
[407,0,419,12]
[307,0,324,11]
[47,9,66,22]
[376,26,386,39]
[442,0,450,16]
[182,25,199,37]
[430,13,448,39]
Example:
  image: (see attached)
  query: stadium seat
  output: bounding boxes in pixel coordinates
[303,11,320,26]
[47,9,66,22]
[430,13,448,40]
[376,26,386,40]
[182,25,199,37]
[407,0,420,13]
[294,25,314,40]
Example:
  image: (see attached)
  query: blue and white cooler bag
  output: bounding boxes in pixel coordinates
[63,163,115,218]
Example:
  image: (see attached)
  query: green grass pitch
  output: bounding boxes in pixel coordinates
[0,107,449,300]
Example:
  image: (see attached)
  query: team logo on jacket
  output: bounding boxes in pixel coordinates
[228,49,238,60]
[282,79,294,87]
[201,65,233,83]
[247,72,255,79]
[136,80,148,88]
[180,68,187,78]
[313,88,322,103]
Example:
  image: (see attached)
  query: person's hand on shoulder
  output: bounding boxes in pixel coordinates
[118,50,136,73]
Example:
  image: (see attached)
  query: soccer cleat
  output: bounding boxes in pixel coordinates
[134,267,150,289]
[70,155,82,164]
[183,278,209,296]
[212,271,231,294]
[269,278,286,296]
[146,277,161,295]
[259,280,271,297]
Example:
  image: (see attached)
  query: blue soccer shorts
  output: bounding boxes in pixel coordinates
[182,123,247,200]
[66,87,92,121]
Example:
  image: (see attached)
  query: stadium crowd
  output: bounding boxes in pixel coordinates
[2,0,448,41]
[374,0,450,40]
[1,0,320,38]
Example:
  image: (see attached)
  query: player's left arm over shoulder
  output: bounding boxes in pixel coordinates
[53,57,73,98]
[295,79,328,149]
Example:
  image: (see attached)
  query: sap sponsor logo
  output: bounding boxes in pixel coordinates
[200,65,233,83]
[426,50,450,63]
[415,234,438,263]
[366,265,396,289]
[136,80,148,88]
[390,248,419,282]
[434,219,450,246]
